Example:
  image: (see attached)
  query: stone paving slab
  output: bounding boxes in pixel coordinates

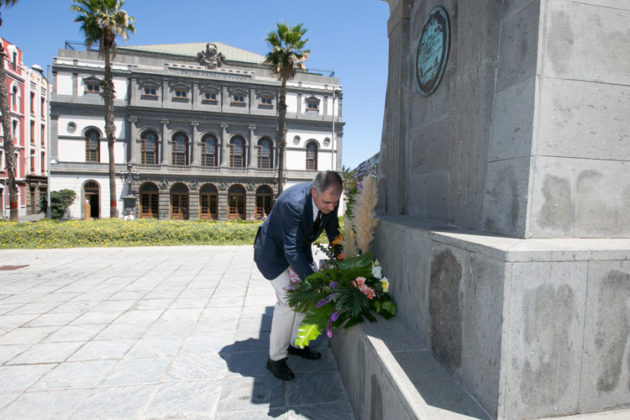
[0,246,354,420]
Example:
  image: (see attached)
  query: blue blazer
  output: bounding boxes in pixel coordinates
[254,181,340,281]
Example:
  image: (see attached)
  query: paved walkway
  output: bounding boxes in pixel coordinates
[0,246,355,420]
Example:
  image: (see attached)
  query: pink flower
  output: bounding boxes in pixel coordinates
[362,286,375,300]
[354,277,366,287]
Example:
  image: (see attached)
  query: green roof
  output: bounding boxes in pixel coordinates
[119,42,266,64]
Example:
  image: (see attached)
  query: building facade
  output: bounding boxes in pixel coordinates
[50,42,343,220]
[0,38,49,219]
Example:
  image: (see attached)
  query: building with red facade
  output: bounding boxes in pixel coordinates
[1,37,49,218]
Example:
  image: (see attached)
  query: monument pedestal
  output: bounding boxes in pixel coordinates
[333,216,630,419]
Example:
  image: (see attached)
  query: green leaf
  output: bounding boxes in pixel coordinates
[337,253,373,280]
[294,323,322,348]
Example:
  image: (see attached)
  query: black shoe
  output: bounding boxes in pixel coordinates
[266,358,295,381]
[288,345,321,360]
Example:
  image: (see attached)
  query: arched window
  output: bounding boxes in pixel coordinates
[85,129,100,162]
[230,136,245,168]
[172,132,189,166]
[228,184,246,220]
[141,130,158,165]
[140,182,159,219]
[306,141,318,170]
[258,138,273,169]
[201,134,218,167]
[199,183,218,220]
[255,185,273,219]
[170,182,189,220]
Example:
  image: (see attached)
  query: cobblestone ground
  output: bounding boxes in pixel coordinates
[0,246,354,419]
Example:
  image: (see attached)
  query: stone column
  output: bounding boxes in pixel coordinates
[128,117,137,163]
[161,120,170,164]
[191,122,199,165]
[248,125,256,168]
[220,124,229,167]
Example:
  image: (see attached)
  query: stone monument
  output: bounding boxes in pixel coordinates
[332,1,630,419]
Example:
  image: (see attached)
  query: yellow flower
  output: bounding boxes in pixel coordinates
[380,277,390,293]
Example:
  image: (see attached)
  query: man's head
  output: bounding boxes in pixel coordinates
[311,171,343,214]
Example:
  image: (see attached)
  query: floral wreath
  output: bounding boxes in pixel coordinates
[287,175,397,347]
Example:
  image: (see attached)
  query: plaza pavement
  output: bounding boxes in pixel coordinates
[0,246,355,420]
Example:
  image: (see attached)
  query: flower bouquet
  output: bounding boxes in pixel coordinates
[287,175,397,348]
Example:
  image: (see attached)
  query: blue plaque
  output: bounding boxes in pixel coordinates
[415,6,450,96]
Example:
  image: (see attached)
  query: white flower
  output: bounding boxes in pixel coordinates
[371,261,382,279]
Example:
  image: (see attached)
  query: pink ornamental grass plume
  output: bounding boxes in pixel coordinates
[353,175,379,254]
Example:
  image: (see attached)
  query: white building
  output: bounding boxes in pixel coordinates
[50,42,343,220]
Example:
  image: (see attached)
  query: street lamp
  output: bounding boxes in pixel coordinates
[331,89,341,171]
[46,159,58,218]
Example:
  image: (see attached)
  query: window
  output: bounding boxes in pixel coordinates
[228,184,246,220]
[199,183,218,220]
[85,80,100,93]
[258,138,273,169]
[255,185,273,219]
[170,183,189,220]
[41,98,46,117]
[11,51,17,70]
[259,96,273,107]
[172,133,189,166]
[30,151,35,172]
[30,92,35,115]
[141,131,158,165]
[85,129,100,162]
[30,121,35,144]
[41,152,45,175]
[305,96,320,112]
[201,135,217,167]
[11,86,18,108]
[230,137,245,168]
[41,125,45,147]
[173,89,188,100]
[233,95,245,103]
[306,142,318,170]
[204,92,217,101]
[144,87,157,96]
[140,183,159,219]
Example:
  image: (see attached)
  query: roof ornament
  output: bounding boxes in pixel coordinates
[197,43,225,69]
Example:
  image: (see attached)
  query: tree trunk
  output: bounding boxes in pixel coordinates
[277,77,287,195]
[0,45,18,221]
[102,44,117,218]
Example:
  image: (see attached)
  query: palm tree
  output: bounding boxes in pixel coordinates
[71,0,134,218]
[264,22,309,195]
[0,0,20,221]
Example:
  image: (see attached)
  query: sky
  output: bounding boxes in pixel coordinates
[0,0,390,170]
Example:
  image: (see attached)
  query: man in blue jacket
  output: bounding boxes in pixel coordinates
[254,171,342,380]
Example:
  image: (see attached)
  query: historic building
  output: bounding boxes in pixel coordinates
[0,37,49,218]
[50,41,343,220]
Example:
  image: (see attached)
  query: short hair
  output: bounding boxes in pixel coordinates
[312,171,343,194]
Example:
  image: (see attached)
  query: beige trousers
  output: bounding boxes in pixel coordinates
[269,268,305,361]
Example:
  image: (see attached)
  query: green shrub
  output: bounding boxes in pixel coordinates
[39,189,77,219]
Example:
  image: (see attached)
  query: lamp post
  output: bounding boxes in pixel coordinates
[46,159,58,218]
[331,89,341,171]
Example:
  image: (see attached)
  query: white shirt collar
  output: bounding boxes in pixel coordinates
[312,199,319,222]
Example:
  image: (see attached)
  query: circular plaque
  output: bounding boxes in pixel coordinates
[415,6,450,96]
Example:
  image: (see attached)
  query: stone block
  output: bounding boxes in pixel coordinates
[574,160,630,237]
[496,1,540,92]
[542,1,630,85]
[462,255,505,418]
[580,260,630,412]
[482,157,531,238]
[536,78,630,161]
[502,261,588,419]
[488,77,535,162]
[528,156,576,238]
[373,221,432,340]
